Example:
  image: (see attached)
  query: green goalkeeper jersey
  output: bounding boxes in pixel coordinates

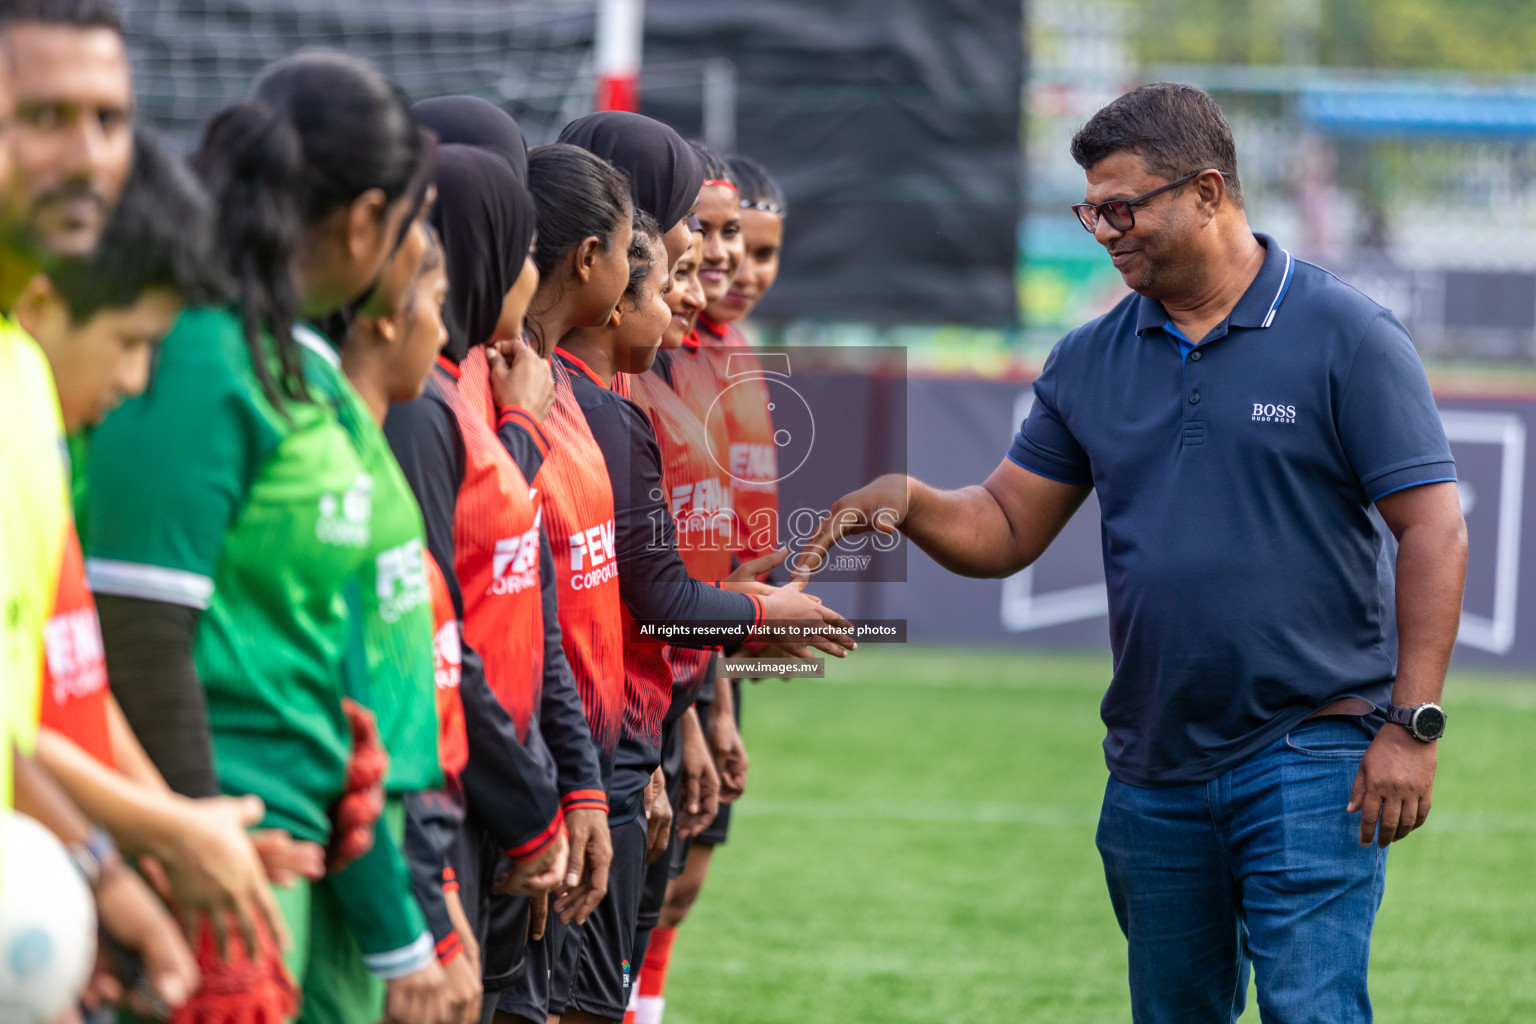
[294,326,441,794]
[83,307,370,843]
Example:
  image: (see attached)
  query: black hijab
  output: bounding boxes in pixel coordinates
[431,144,536,364]
[558,110,705,232]
[414,96,529,185]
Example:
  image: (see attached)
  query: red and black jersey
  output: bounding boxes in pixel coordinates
[682,319,781,566]
[424,550,467,783]
[384,361,562,863]
[38,521,114,769]
[462,351,625,758]
[633,351,734,712]
[556,346,764,822]
[435,357,545,741]
[454,348,607,814]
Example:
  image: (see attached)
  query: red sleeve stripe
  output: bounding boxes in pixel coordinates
[561,790,609,812]
[499,407,551,457]
[436,933,463,964]
[505,807,565,863]
[749,593,765,636]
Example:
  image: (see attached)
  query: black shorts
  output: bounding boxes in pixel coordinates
[494,910,571,1022]
[563,814,649,1021]
[449,814,531,987]
[480,887,531,991]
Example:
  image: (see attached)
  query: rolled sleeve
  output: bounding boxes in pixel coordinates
[1006,348,1093,487]
[1336,310,1455,503]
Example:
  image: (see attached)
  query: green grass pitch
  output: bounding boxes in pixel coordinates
[662,646,1536,1022]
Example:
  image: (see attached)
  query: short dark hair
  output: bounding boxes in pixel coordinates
[728,154,786,218]
[1070,83,1243,206]
[0,0,122,32]
[50,127,217,322]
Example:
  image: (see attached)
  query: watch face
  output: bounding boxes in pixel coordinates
[1413,706,1446,740]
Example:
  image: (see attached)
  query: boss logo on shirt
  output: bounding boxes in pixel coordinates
[1251,403,1297,425]
[488,509,542,596]
[377,538,430,623]
[317,475,373,547]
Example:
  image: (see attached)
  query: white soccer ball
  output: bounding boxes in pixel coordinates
[0,810,97,1022]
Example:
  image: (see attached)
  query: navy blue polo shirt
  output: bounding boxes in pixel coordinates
[1008,234,1454,787]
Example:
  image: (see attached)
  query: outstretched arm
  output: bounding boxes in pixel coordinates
[796,459,1091,581]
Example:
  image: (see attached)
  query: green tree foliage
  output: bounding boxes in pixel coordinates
[1134,0,1536,72]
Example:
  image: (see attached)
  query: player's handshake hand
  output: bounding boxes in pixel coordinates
[755,581,856,658]
[793,474,909,583]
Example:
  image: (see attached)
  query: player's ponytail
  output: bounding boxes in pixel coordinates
[525,142,633,351]
[192,51,429,409]
[191,100,307,408]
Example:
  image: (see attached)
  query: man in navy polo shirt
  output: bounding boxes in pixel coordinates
[800,83,1467,1022]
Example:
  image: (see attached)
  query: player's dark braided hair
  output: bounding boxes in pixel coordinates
[525,142,633,353]
[624,208,663,306]
[190,50,432,409]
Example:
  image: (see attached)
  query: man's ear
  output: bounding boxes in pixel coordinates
[346,188,390,261]
[13,273,67,340]
[1193,170,1226,221]
[573,235,603,284]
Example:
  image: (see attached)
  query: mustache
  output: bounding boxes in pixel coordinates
[35,181,108,209]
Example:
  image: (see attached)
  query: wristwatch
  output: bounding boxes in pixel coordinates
[1386,702,1447,742]
[67,826,121,890]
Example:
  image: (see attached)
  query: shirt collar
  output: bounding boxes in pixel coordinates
[554,348,609,390]
[1134,233,1295,336]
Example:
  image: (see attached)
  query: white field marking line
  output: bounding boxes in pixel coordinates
[735,799,1536,835]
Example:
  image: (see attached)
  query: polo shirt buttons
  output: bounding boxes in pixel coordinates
[1190,350,1202,361]
[1189,392,1201,404]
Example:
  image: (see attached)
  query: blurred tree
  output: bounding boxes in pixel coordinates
[1133,0,1536,72]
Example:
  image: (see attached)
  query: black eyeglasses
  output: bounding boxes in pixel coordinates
[1071,169,1226,233]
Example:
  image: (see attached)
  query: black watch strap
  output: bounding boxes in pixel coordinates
[1386,702,1446,742]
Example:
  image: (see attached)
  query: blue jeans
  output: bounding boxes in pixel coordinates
[1095,717,1388,1024]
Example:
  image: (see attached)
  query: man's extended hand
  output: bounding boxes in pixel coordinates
[793,474,909,582]
[553,808,612,925]
[1347,725,1437,847]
